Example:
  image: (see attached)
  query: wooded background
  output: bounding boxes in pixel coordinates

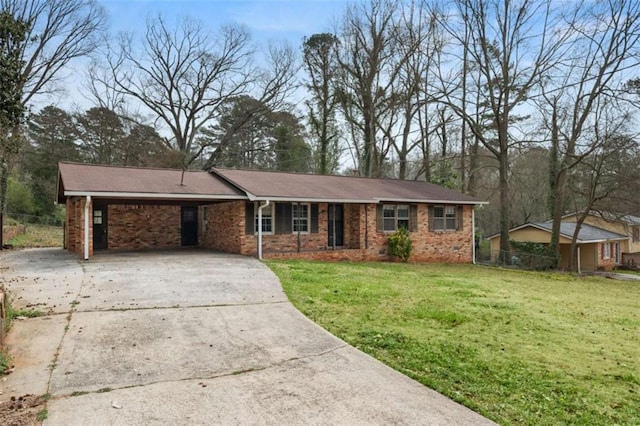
[2,0,640,261]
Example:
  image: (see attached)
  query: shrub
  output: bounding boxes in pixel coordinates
[510,240,559,270]
[387,227,412,262]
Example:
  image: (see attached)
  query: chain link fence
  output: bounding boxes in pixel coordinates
[5,212,64,227]
[476,246,558,271]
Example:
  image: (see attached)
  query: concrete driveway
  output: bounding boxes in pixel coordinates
[1,248,494,425]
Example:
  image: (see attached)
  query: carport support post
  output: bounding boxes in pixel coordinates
[257,200,270,260]
[84,195,91,260]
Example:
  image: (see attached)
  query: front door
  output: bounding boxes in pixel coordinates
[93,205,107,250]
[328,203,344,247]
[181,206,198,246]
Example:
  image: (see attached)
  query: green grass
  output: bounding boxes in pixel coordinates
[267,260,640,425]
[0,351,10,375]
[36,409,48,421]
[6,224,62,248]
[1,293,45,375]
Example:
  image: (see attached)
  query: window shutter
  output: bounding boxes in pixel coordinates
[245,202,254,234]
[311,204,319,233]
[428,206,435,231]
[376,204,384,232]
[275,203,292,234]
[457,205,464,231]
[409,205,418,232]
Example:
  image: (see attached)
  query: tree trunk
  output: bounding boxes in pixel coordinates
[498,146,511,263]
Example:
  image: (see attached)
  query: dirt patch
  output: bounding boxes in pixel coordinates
[0,394,46,426]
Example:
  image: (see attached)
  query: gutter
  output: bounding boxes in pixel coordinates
[472,207,476,264]
[64,191,244,201]
[84,195,91,260]
[257,200,270,260]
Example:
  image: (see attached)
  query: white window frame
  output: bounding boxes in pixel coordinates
[93,209,103,225]
[254,202,274,235]
[292,203,310,233]
[602,242,611,259]
[382,204,410,232]
[433,205,457,231]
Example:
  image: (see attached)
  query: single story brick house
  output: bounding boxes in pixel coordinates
[57,162,485,262]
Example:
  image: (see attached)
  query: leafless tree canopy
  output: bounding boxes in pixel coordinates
[2,0,106,104]
[104,15,298,168]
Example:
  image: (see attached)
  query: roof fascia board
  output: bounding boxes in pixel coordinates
[64,191,247,200]
[373,198,486,205]
[251,196,374,203]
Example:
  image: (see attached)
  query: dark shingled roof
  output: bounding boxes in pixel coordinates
[212,168,482,204]
[488,220,627,243]
[57,162,485,205]
[534,221,627,243]
[57,162,244,202]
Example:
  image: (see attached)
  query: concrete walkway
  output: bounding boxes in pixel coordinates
[1,248,494,425]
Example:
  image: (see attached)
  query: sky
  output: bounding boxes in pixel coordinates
[44,0,350,111]
[101,0,348,47]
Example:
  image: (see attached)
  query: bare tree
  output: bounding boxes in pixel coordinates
[1,0,103,245]
[2,0,106,105]
[105,15,298,169]
[303,33,341,174]
[335,0,417,177]
[391,2,440,180]
[538,0,640,261]
[433,0,569,262]
[565,101,639,270]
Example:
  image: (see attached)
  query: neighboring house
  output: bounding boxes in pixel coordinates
[487,212,637,271]
[57,162,485,262]
[561,212,640,266]
[488,212,640,270]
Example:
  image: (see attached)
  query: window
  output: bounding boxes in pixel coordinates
[633,227,640,243]
[292,203,310,233]
[93,209,102,225]
[432,205,458,231]
[602,242,611,259]
[382,204,410,232]
[254,202,273,234]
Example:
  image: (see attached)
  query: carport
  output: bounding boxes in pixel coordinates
[57,162,246,259]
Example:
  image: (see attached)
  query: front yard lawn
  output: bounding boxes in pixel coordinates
[267,261,640,425]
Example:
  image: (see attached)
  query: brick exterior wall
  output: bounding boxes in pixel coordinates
[597,242,616,271]
[107,204,181,250]
[64,197,475,264]
[64,197,92,258]
[202,201,473,263]
[262,203,474,263]
[200,201,245,253]
[346,204,362,249]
